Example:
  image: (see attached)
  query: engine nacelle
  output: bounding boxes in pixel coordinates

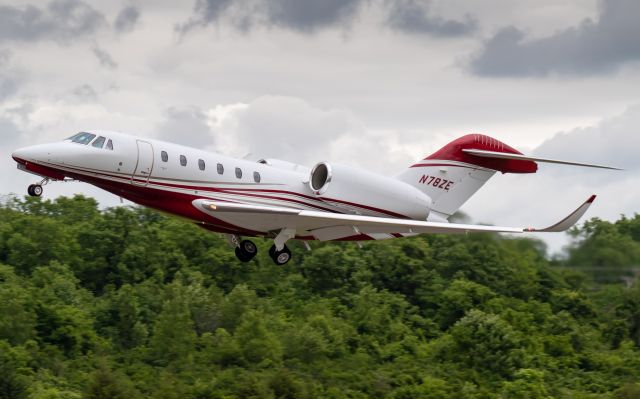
[308,162,432,220]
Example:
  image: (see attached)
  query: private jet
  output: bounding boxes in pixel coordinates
[12,131,617,265]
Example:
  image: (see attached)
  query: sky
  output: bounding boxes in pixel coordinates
[1,0,639,255]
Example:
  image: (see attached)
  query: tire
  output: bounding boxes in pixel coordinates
[235,240,257,262]
[32,185,43,197]
[240,240,257,256]
[270,244,291,265]
[27,185,34,196]
[235,247,252,262]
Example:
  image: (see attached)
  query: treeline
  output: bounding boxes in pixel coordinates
[0,195,639,398]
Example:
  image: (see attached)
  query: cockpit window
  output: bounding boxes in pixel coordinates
[105,139,113,151]
[69,132,96,145]
[92,136,106,148]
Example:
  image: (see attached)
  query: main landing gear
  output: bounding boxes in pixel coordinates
[230,228,296,265]
[235,239,258,262]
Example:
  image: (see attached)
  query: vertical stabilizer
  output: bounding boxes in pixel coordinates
[396,134,537,218]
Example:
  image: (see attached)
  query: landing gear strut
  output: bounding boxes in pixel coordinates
[234,239,258,262]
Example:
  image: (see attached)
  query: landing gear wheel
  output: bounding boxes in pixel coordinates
[269,244,292,265]
[27,184,42,197]
[234,239,258,262]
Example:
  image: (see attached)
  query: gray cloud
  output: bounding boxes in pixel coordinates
[114,5,140,34]
[386,0,476,37]
[156,106,214,149]
[179,0,475,37]
[72,84,98,102]
[179,0,364,33]
[93,47,117,69]
[470,0,640,77]
[265,0,362,33]
[534,104,640,171]
[0,0,106,43]
[0,50,21,102]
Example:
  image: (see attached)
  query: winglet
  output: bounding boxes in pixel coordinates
[525,195,596,233]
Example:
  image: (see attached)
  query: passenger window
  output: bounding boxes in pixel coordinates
[106,139,113,150]
[198,159,205,171]
[92,136,106,148]
[161,151,168,162]
[235,167,242,179]
[253,171,261,183]
[180,155,187,166]
[217,163,224,175]
[71,132,96,145]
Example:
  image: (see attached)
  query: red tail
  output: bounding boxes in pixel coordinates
[423,134,537,174]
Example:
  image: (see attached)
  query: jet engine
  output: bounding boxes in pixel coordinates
[308,162,432,220]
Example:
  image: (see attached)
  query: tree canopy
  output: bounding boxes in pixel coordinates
[0,195,639,398]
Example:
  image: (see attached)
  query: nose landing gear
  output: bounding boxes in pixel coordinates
[27,184,43,197]
[27,178,49,197]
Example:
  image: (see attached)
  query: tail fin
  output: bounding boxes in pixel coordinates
[396,134,537,218]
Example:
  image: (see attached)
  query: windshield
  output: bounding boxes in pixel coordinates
[67,132,96,145]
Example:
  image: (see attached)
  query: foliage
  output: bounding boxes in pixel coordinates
[0,195,639,398]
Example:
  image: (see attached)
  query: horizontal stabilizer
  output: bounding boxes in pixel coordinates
[462,149,622,170]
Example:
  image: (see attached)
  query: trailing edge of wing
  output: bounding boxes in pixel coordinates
[462,148,622,170]
[194,196,596,236]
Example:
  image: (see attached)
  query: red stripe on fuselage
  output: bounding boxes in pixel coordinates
[26,160,411,239]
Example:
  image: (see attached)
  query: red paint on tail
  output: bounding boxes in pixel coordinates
[424,134,537,174]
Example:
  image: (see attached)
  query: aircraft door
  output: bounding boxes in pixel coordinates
[132,140,154,186]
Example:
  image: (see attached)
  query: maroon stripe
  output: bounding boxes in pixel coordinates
[410,162,475,168]
[40,161,410,219]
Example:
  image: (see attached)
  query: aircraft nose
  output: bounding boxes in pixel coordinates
[12,146,30,164]
[12,144,51,164]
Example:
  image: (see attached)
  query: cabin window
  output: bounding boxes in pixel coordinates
[217,163,224,175]
[180,155,187,166]
[70,132,96,145]
[106,139,113,150]
[198,159,205,171]
[253,171,261,183]
[161,151,168,162]
[235,167,242,179]
[92,136,106,148]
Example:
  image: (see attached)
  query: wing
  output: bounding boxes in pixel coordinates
[192,195,596,240]
[462,148,622,170]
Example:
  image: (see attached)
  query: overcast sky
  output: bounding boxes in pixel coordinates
[1,0,638,255]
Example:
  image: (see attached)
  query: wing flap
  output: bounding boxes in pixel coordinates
[462,148,622,170]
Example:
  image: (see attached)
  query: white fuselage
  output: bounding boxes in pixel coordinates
[12,130,432,240]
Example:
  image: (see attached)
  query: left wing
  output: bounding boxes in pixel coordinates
[193,195,595,240]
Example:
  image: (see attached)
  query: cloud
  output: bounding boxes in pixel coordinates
[0,0,106,43]
[114,5,140,34]
[93,47,117,69]
[469,0,640,77]
[178,0,476,37]
[385,0,477,37]
[0,50,22,102]
[156,106,215,149]
[179,0,364,33]
[534,104,640,171]
[206,96,361,165]
[72,84,98,102]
